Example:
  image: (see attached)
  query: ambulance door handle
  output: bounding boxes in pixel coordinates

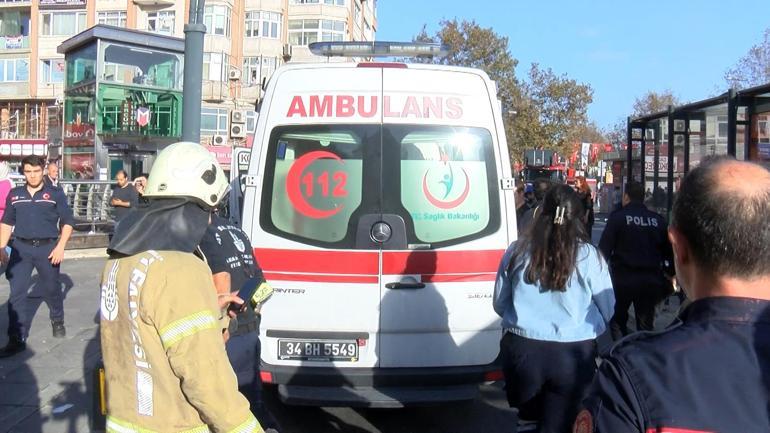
[385,282,425,290]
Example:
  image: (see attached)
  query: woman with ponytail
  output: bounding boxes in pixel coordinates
[493,184,615,433]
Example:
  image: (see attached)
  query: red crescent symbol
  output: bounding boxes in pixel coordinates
[422,168,471,210]
[286,150,344,219]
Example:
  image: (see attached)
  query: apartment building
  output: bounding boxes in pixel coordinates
[0,0,377,175]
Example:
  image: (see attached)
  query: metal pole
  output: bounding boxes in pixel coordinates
[182,0,206,143]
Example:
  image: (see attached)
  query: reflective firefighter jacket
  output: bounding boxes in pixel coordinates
[100,250,263,433]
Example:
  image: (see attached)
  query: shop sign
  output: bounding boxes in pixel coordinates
[0,139,48,157]
[204,145,232,166]
[63,123,95,147]
[136,107,151,127]
[4,36,23,49]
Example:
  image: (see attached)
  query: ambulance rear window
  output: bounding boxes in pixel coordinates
[260,125,375,246]
[392,127,497,244]
[260,124,501,249]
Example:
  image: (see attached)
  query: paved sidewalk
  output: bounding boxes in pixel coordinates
[0,257,106,433]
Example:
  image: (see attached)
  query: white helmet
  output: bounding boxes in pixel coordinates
[144,142,229,208]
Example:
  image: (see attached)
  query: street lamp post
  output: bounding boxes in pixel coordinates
[182,0,206,143]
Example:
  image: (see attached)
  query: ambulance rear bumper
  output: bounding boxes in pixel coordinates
[261,360,501,408]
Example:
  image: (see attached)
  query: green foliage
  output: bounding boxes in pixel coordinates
[631,90,680,117]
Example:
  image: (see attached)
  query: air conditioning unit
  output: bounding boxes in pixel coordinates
[228,68,241,81]
[212,134,227,146]
[230,123,247,139]
[282,43,293,60]
[230,110,246,124]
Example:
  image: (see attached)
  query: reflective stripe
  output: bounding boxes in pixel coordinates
[227,415,261,433]
[159,310,217,350]
[107,416,210,433]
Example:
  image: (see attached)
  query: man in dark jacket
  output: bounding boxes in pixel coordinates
[575,157,770,433]
[599,181,673,339]
[517,178,551,235]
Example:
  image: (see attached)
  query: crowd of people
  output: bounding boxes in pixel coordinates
[498,157,770,432]
[1,147,768,433]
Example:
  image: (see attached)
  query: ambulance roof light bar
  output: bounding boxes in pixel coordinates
[309,41,449,59]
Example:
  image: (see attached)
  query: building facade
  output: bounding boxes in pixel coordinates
[0,0,377,177]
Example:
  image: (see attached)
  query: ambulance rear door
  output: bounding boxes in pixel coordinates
[377,66,509,368]
[245,65,386,370]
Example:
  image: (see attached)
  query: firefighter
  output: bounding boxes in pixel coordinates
[99,142,263,432]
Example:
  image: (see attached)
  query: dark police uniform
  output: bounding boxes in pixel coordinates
[197,214,277,427]
[575,297,770,433]
[598,202,673,339]
[2,183,74,340]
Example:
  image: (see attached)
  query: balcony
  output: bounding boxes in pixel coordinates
[0,0,31,6]
[133,0,174,6]
[202,80,230,102]
[0,35,29,50]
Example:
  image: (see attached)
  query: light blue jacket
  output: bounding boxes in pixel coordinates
[493,241,615,342]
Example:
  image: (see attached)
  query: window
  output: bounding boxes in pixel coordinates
[101,43,182,90]
[289,19,345,45]
[243,56,277,86]
[148,11,175,36]
[246,110,257,133]
[39,59,65,84]
[261,125,369,245]
[259,124,500,248]
[397,126,498,244]
[200,107,228,135]
[204,5,231,37]
[245,11,281,39]
[41,11,86,36]
[97,11,127,27]
[0,58,29,82]
[203,52,230,82]
[354,2,361,24]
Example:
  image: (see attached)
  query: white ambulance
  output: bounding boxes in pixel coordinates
[241,42,518,407]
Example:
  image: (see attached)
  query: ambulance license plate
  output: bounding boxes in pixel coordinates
[278,340,358,361]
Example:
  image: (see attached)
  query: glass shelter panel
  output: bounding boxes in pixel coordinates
[100,43,183,90]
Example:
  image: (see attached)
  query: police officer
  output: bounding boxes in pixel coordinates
[598,181,673,340]
[0,155,74,358]
[575,157,770,433]
[198,212,279,431]
[101,142,263,432]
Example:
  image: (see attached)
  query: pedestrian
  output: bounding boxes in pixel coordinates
[0,155,74,358]
[0,162,12,221]
[517,178,551,235]
[493,184,614,433]
[598,181,674,340]
[43,161,59,188]
[100,142,263,432]
[575,176,595,235]
[575,157,770,432]
[197,212,279,431]
[0,162,13,271]
[109,169,138,224]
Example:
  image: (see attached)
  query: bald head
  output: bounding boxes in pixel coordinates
[672,156,770,279]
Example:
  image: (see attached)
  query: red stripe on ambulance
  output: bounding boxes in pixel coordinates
[254,248,379,275]
[381,250,504,275]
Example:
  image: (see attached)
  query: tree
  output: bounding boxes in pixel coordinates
[575,121,607,143]
[408,20,594,163]
[519,64,594,156]
[725,28,770,89]
[631,90,680,117]
[408,20,524,162]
